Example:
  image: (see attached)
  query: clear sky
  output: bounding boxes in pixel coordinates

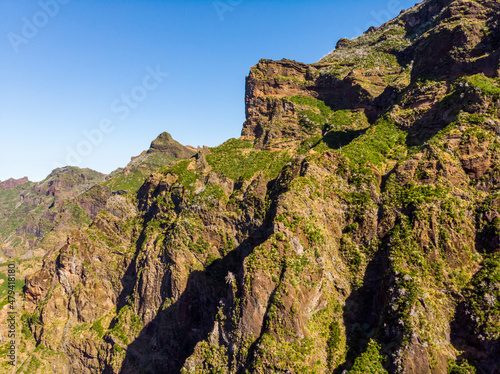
[0,0,418,182]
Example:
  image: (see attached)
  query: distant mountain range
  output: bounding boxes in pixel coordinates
[0,132,194,260]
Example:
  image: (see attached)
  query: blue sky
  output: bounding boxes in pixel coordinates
[0,0,418,181]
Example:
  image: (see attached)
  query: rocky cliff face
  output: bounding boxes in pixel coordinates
[7,0,500,373]
[243,0,500,149]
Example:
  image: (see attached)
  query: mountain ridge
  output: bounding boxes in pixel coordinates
[0,132,194,260]
[1,0,500,373]
[0,177,29,191]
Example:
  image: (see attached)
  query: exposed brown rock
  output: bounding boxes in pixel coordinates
[0,177,29,190]
[24,269,52,305]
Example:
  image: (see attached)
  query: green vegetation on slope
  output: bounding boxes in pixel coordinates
[206,138,291,180]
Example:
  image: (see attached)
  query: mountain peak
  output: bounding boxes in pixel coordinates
[148,131,195,159]
[151,131,173,145]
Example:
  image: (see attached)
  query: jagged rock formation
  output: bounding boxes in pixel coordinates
[5,0,500,373]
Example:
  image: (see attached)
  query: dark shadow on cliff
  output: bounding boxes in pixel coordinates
[401,21,500,146]
[403,98,460,147]
[116,233,269,374]
[322,129,366,150]
[114,179,197,313]
[333,247,390,373]
[114,224,149,312]
[451,211,500,373]
[450,273,500,374]
[116,167,295,373]
[235,263,287,374]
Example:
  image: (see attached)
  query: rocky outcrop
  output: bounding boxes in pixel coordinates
[242,58,389,147]
[24,269,51,306]
[409,0,500,80]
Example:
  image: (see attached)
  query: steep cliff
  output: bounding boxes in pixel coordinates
[7,0,500,373]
